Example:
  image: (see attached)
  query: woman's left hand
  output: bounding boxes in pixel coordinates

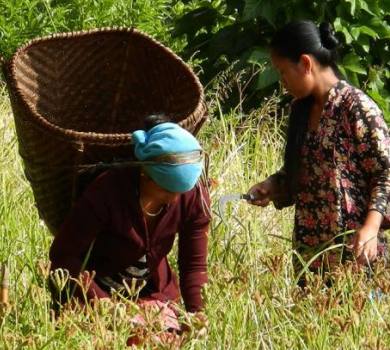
[353,224,379,265]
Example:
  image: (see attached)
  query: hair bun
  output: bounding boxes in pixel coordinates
[319,22,339,50]
[144,114,172,131]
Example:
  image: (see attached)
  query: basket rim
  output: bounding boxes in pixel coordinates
[8,26,206,145]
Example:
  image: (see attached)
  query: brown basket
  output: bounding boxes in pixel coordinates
[1,27,207,234]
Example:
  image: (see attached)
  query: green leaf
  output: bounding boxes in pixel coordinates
[341,27,354,44]
[242,0,262,21]
[342,53,367,75]
[208,24,257,60]
[256,66,279,90]
[384,112,390,125]
[243,0,278,25]
[367,67,385,92]
[337,65,347,79]
[247,47,269,65]
[184,32,213,59]
[380,0,390,12]
[334,18,353,44]
[368,90,389,113]
[356,0,376,16]
[358,35,370,53]
[358,25,379,39]
[336,2,351,18]
[225,0,245,15]
[345,0,356,15]
[350,27,360,40]
[173,7,218,37]
[368,18,390,39]
[347,71,361,87]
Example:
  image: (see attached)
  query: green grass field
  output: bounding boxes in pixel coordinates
[2,1,390,349]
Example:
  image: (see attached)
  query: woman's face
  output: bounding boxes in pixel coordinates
[271,52,314,99]
[141,174,181,204]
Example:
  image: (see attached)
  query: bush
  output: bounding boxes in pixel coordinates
[173,0,390,120]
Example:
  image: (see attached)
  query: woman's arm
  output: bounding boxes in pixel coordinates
[350,93,390,262]
[178,183,210,313]
[247,168,295,209]
[269,168,295,209]
[49,173,112,304]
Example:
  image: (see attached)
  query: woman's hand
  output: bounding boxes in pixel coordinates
[353,224,379,265]
[353,210,382,265]
[247,177,276,207]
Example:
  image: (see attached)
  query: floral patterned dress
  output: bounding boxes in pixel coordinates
[275,80,390,272]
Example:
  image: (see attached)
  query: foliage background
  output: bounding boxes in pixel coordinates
[1,1,389,120]
[173,0,390,120]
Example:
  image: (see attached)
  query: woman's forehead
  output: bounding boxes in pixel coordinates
[271,52,294,69]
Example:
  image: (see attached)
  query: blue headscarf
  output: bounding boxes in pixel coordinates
[132,122,203,193]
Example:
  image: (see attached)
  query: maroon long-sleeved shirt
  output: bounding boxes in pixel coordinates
[49,168,210,312]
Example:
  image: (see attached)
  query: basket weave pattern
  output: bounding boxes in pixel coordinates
[2,28,207,234]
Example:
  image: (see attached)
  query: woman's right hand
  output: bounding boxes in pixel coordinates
[247,177,276,207]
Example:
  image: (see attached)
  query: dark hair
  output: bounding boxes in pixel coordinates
[270,20,339,67]
[144,114,172,131]
[271,21,340,198]
[284,95,314,198]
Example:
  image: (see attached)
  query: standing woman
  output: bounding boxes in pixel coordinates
[248,21,390,277]
[49,115,210,342]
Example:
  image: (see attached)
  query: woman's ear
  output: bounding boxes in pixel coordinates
[299,54,313,75]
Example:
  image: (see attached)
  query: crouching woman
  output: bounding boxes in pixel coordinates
[49,116,210,343]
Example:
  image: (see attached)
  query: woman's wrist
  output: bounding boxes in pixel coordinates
[363,209,383,232]
[363,223,380,233]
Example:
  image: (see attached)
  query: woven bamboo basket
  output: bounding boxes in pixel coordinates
[1,27,207,234]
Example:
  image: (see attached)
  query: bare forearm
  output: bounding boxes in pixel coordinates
[364,209,383,232]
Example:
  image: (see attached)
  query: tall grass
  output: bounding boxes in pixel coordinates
[0,0,184,59]
[2,82,390,348]
[1,2,390,349]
